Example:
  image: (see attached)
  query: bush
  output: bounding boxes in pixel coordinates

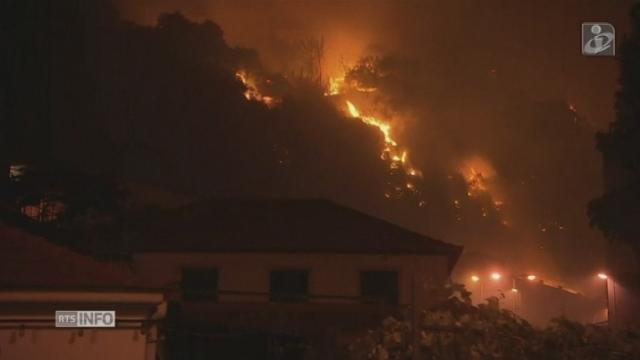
[347,284,640,360]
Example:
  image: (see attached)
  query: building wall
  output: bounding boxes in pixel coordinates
[517,283,603,327]
[0,291,163,360]
[608,279,640,329]
[132,253,450,305]
[0,329,151,360]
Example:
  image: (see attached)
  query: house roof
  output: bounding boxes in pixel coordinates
[128,198,462,269]
[0,224,134,288]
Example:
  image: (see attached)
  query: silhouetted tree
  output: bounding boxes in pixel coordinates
[2,164,128,254]
[348,284,640,359]
[0,1,52,197]
[589,4,640,259]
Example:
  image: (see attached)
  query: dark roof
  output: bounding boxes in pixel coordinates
[0,224,134,288]
[129,199,462,269]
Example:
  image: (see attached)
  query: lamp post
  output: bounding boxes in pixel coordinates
[511,274,537,315]
[510,278,519,313]
[470,275,483,300]
[598,273,609,324]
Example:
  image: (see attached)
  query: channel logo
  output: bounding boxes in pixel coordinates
[55,311,116,328]
[582,22,615,56]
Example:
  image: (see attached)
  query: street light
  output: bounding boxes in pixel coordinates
[598,273,608,280]
[470,275,484,299]
[491,272,502,280]
[598,273,609,324]
[526,275,537,281]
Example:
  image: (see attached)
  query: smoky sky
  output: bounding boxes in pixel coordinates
[117,0,630,128]
[112,0,634,283]
[7,0,636,290]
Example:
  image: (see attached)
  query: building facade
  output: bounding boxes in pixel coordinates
[1,198,462,359]
[130,198,462,359]
[0,225,164,360]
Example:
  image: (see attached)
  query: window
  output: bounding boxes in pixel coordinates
[181,268,218,301]
[360,271,399,304]
[270,270,309,302]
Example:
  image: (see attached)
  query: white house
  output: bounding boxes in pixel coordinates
[126,198,462,359]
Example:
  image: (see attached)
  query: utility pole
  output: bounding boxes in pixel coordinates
[605,278,610,324]
[411,260,420,360]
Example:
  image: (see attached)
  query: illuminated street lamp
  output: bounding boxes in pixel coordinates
[598,273,610,324]
[469,275,484,299]
[598,273,608,280]
[490,272,502,280]
[510,278,520,313]
[511,273,538,314]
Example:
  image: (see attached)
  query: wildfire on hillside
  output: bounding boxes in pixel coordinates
[322,69,424,199]
[458,156,507,220]
[235,70,278,108]
[236,65,512,207]
[345,100,421,181]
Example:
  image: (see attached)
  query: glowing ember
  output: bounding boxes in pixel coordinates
[459,157,494,196]
[235,70,277,108]
[326,76,377,96]
[354,85,377,93]
[326,76,345,96]
[457,156,508,218]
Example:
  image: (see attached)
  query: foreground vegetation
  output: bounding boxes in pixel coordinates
[347,284,640,360]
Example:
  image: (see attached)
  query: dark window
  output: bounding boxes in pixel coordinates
[270,270,309,302]
[181,268,218,301]
[360,271,399,304]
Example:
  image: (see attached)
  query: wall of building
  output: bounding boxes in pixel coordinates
[517,282,603,327]
[133,252,449,359]
[0,291,163,360]
[132,253,450,306]
[608,279,640,329]
[0,328,152,360]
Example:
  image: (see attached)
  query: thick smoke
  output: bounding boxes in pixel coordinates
[26,0,635,289]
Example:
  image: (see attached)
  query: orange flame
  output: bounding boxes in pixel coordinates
[325,76,345,96]
[346,101,396,147]
[235,71,277,108]
[345,100,422,183]
[457,156,508,221]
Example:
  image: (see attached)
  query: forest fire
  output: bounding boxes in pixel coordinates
[323,62,426,198]
[6,0,640,358]
[326,76,345,96]
[346,101,396,147]
[458,156,506,217]
[235,70,277,108]
[459,156,497,198]
[345,100,422,185]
